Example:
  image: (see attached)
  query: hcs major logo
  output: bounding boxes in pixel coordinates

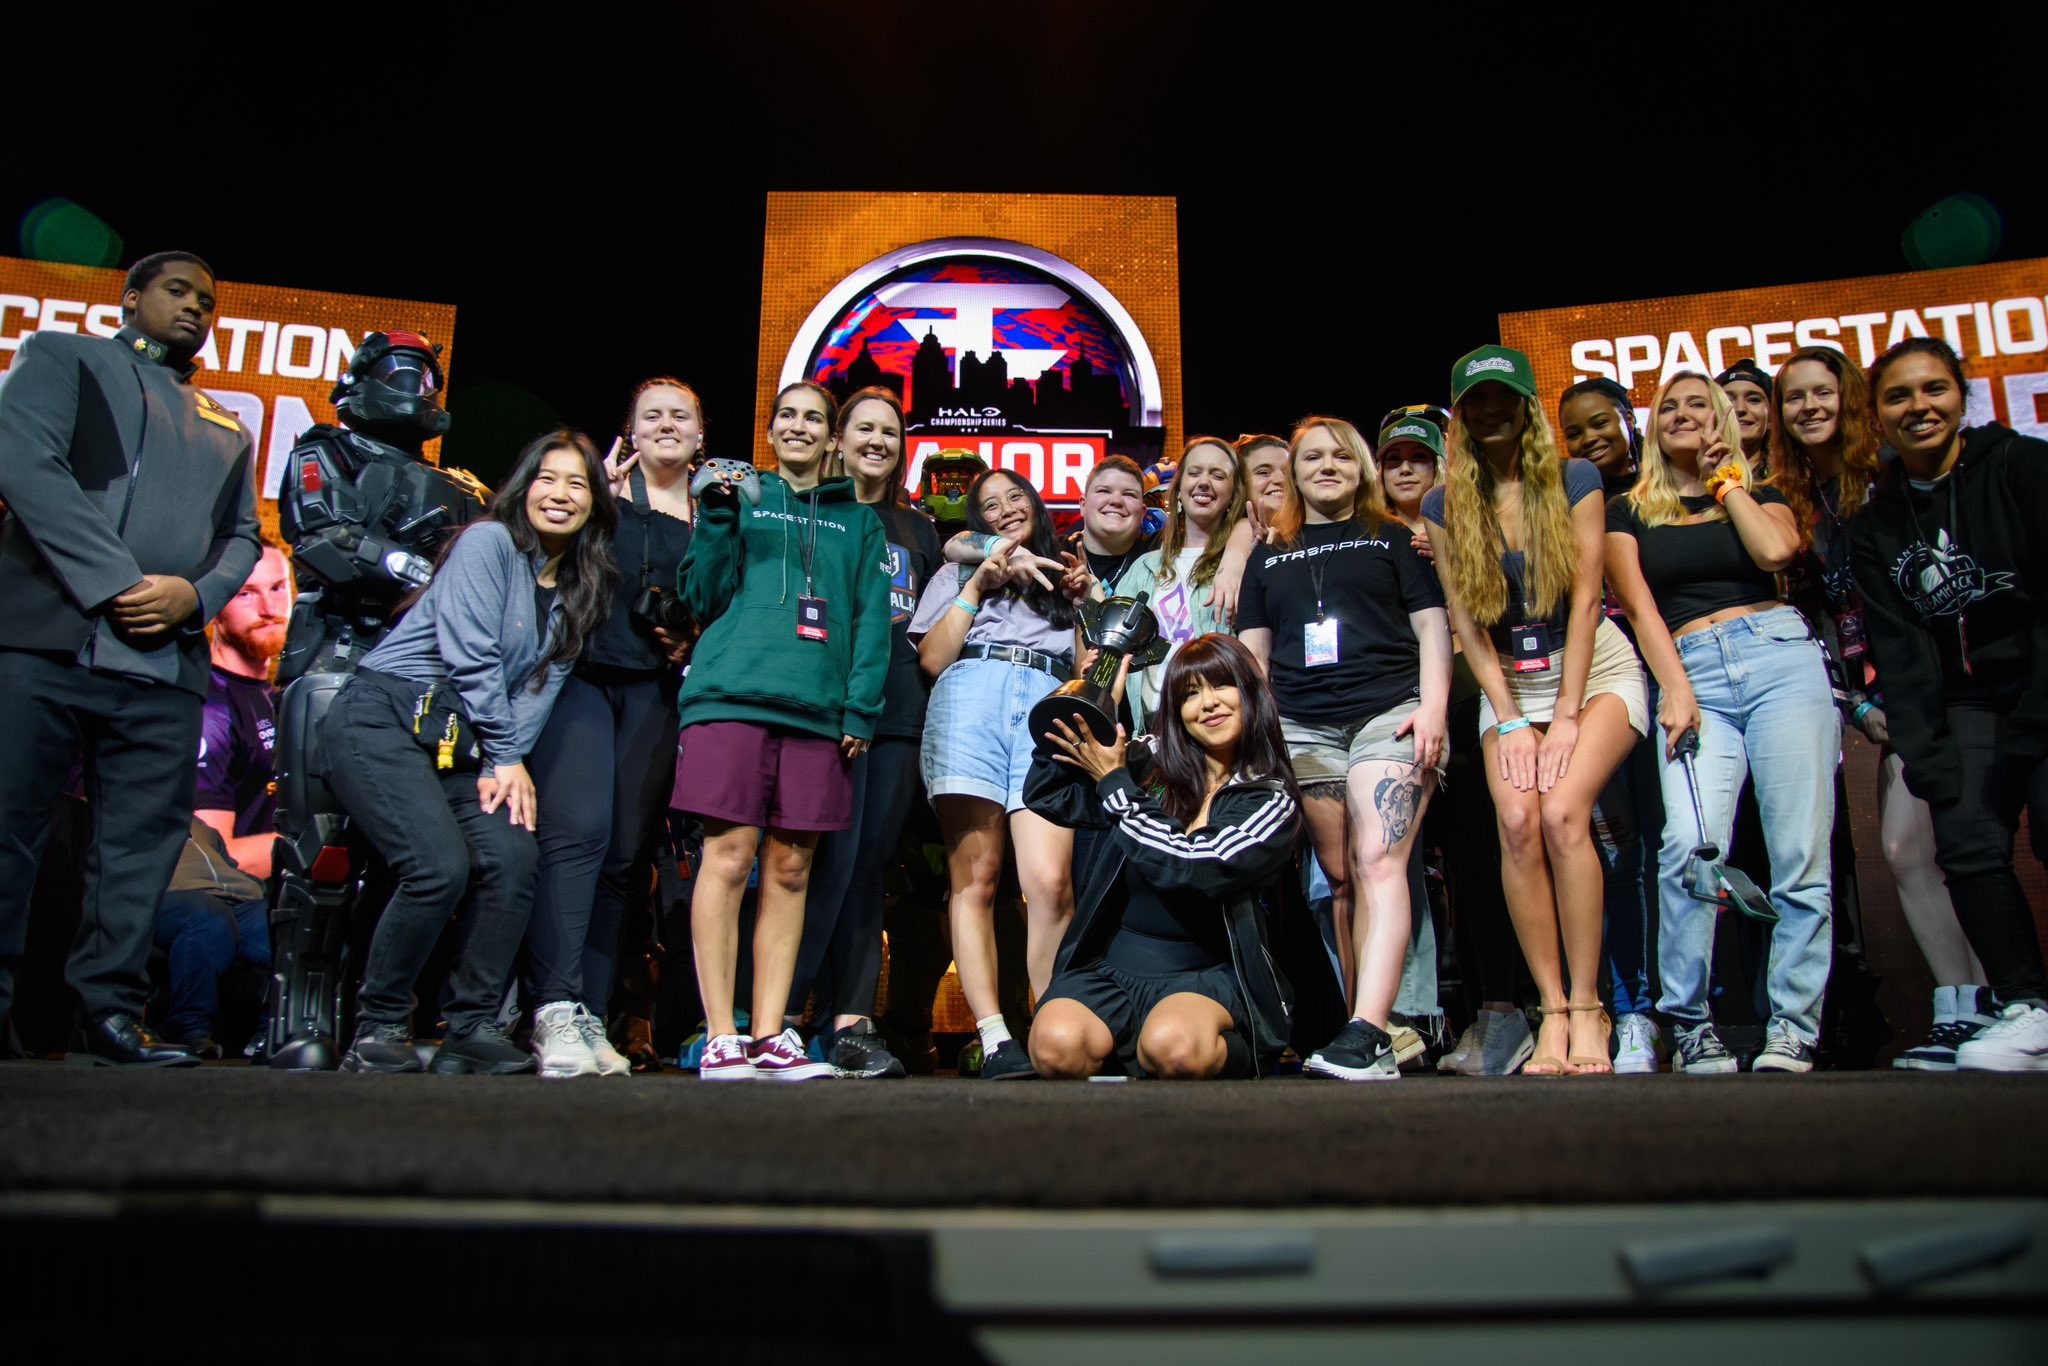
[784,240,1166,506]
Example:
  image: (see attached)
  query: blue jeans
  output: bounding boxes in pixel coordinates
[1655,608,1838,1044]
[154,888,269,1042]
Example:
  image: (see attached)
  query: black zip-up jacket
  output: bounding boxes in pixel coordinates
[0,326,260,695]
[1849,422,2048,806]
[1024,748,1298,1075]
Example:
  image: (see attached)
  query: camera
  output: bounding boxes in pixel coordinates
[630,584,693,636]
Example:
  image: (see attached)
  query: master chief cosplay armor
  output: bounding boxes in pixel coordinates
[265,332,489,1069]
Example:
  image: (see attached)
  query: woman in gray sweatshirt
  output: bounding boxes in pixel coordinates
[319,429,618,1075]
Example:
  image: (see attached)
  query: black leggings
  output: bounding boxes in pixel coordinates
[523,670,679,1012]
[1928,705,2048,1006]
[792,736,921,1021]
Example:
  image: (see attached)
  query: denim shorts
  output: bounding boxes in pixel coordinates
[921,657,1063,810]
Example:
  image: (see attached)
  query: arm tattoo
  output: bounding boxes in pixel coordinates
[1372,774,1423,850]
[950,530,1004,558]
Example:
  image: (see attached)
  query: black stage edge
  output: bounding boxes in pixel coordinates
[6,1068,2046,1362]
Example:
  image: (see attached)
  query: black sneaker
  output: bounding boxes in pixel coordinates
[978,1038,1037,1080]
[1304,1018,1399,1081]
[1672,1021,1738,1075]
[342,1021,423,1074]
[431,1023,539,1075]
[827,1019,906,1079]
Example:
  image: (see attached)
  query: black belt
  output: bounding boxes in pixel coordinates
[959,642,1070,678]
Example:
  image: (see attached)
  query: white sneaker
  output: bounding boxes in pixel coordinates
[531,1001,600,1078]
[1438,1014,1487,1073]
[571,1005,631,1077]
[1613,1013,1661,1074]
[1459,1008,1534,1076]
[1955,1003,2048,1073]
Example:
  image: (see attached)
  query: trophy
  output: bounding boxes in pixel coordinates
[1030,590,1172,753]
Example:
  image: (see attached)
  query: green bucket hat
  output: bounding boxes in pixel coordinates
[1449,344,1538,403]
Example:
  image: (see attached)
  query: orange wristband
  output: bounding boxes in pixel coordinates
[1707,464,1745,504]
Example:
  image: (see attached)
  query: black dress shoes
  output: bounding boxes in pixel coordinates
[67,1013,204,1068]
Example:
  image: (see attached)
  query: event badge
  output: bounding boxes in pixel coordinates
[796,596,829,642]
[1304,617,1339,667]
[1511,621,1552,674]
[1835,607,1867,660]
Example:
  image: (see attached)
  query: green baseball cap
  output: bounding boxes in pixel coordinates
[1449,344,1538,403]
[1376,414,1446,460]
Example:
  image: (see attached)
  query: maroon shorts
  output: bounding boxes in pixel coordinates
[672,721,853,832]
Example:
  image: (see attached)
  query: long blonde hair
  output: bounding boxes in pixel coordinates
[1270,417,1385,547]
[1441,396,1576,626]
[1628,371,1754,530]
[1154,437,1248,589]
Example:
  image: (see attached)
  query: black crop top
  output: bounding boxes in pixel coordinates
[1605,486,1788,636]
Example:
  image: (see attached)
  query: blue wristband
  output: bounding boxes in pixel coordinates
[1495,716,1532,737]
[1851,701,1873,724]
[952,596,980,617]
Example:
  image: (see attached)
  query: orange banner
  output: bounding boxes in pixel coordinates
[0,257,457,532]
[1499,258,2048,434]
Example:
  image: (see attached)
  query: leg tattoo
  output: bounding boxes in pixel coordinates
[1373,775,1423,850]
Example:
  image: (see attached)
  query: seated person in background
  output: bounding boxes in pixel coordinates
[148,542,290,1057]
[152,819,268,1058]
[194,542,290,878]
[1025,636,1300,1079]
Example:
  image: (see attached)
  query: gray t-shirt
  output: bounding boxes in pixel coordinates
[908,562,1074,658]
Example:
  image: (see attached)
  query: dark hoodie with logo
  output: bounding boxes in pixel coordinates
[1848,421,2048,806]
[678,470,892,743]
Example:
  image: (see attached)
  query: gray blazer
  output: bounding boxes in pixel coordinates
[357,520,567,771]
[0,326,261,695]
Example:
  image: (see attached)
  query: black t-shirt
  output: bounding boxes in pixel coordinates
[195,667,276,837]
[1605,485,1789,635]
[1068,529,1159,597]
[1236,518,1445,724]
[872,499,945,740]
[1105,861,1231,974]
[584,498,694,673]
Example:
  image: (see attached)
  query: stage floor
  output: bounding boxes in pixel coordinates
[3,1065,2042,1210]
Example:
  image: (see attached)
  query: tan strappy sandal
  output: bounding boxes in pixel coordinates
[1567,1003,1614,1075]
[1524,1004,1570,1077]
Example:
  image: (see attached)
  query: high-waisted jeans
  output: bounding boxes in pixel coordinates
[1655,607,1838,1045]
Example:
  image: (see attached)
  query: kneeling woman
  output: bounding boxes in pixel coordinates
[1027,636,1300,1079]
[324,431,617,1074]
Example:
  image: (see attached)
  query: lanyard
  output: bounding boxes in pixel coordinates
[799,489,821,596]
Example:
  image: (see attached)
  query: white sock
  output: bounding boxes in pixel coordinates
[977,1014,1012,1053]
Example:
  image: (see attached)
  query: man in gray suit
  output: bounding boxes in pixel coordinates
[0,250,261,1065]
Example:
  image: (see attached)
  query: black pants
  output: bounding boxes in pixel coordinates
[793,736,920,1021]
[0,649,200,1024]
[523,670,679,1012]
[320,672,537,1035]
[1928,706,2048,1006]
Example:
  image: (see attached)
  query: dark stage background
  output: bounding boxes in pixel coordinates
[6,7,2044,490]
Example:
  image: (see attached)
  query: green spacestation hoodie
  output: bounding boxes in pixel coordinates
[677,470,893,742]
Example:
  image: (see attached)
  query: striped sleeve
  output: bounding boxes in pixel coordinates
[1096,770,1298,897]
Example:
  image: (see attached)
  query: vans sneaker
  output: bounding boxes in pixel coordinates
[1955,1002,2048,1073]
[699,1033,756,1080]
[1895,986,1998,1071]
[1751,1023,1815,1073]
[750,1027,836,1081]
[1672,1021,1738,1075]
[531,1001,600,1078]
[1460,1008,1535,1076]
[1304,1018,1400,1081]
[1613,1013,1662,1075]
